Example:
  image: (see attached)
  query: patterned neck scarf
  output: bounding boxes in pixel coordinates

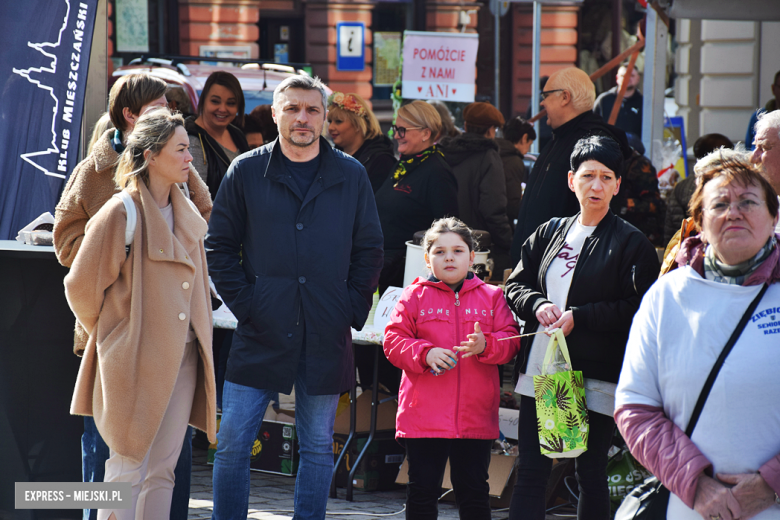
[392,145,443,186]
[704,236,777,285]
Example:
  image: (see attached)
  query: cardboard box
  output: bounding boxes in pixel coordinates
[332,389,398,435]
[332,431,405,491]
[396,452,518,508]
[207,406,300,476]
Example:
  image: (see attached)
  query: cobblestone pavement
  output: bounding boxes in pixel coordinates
[188,385,574,519]
[187,446,514,520]
[186,446,576,519]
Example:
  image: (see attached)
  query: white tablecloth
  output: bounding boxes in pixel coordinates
[213,302,383,346]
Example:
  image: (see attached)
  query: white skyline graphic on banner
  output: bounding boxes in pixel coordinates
[12,0,71,180]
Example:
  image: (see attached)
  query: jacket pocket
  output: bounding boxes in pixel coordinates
[95,316,129,358]
[460,309,495,336]
[250,276,292,330]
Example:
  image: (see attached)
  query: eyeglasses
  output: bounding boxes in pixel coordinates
[704,199,766,217]
[392,124,422,138]
[540,89,565,101]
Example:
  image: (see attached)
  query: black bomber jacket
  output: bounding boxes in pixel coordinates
[504,210,660,383]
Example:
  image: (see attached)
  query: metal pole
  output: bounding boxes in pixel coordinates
[611,0,622,82]
[531,1,541,155]
[641,5,667,162]
[494,0,500,109]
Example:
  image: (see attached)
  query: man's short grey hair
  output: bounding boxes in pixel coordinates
[549,67,596,113]
[755,110,780,141]
[273,75,328,111]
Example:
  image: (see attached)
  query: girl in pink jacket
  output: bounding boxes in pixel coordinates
[384,217,521,519]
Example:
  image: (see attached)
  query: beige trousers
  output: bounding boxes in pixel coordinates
[98,340,198,520]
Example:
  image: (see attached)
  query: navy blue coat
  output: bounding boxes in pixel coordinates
[205,137,384,395]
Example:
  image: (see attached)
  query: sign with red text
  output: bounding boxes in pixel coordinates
[401,31,479,103]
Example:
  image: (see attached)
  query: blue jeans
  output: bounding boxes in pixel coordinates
[212,370,340,519]
[82,417,192,520]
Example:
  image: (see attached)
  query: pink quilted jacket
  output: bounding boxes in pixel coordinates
[384,275,520,439]
[615,404,780,508]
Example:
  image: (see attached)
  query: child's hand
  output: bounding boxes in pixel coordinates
[455,322,486,358]
[426,347,458,374]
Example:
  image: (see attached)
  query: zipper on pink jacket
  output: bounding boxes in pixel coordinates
[454,289,461,438]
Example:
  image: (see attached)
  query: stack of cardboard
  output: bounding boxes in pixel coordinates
[207,406,299,476]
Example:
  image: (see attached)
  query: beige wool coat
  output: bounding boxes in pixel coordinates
[54,129,213,355]
[64,181,217,463]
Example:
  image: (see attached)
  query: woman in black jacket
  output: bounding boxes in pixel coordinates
[504,135,659,520]
[375,100,459,293]
[327,92,396,193]
[186,71,250,200]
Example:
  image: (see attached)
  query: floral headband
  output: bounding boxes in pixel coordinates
[328,92,367,117]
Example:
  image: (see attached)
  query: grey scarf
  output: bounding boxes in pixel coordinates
[704,236,777,285]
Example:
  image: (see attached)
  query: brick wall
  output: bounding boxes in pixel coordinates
[510,4,579,116]
[179,0,260,58]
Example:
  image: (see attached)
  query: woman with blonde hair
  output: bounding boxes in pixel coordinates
[64,107,217,520]
[374,100,459,291]
[327,92,396,193]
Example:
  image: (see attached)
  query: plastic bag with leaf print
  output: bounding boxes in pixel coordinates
[533,329,589,459]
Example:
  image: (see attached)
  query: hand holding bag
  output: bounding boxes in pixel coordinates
[533,328,589,458]
[614,284,769,520]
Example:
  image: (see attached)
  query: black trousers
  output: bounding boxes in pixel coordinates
[404,438,493,520]
[508,395,615,520]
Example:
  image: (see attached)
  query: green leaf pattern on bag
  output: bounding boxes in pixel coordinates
[533,330,589,458]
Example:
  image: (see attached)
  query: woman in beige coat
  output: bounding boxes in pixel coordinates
[64,108,217,520]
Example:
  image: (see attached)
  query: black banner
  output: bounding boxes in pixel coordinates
[0,0,98,239]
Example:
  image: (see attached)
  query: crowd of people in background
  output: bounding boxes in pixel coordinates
[51,62,780,520]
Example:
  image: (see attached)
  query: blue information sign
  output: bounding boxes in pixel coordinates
[336,22,365,71]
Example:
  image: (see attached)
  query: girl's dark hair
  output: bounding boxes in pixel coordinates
[570,135,624,178]
[198,71,245,127]
[503,117,537,144]
[423,217,476,253]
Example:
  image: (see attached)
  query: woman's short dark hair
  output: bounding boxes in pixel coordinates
[503,117,537,144]
[250,104,278,142]
[693,133,733,160]
[570,135,624,178]
[689,153,779,231]
[241,114,264,136]
[198,71,245,127]
[108,73,168,132]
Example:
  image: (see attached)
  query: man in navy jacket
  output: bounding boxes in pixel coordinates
[206,75,384,519]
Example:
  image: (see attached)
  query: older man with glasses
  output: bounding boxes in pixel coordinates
[510,67,634,265]
[751,109,780,235]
